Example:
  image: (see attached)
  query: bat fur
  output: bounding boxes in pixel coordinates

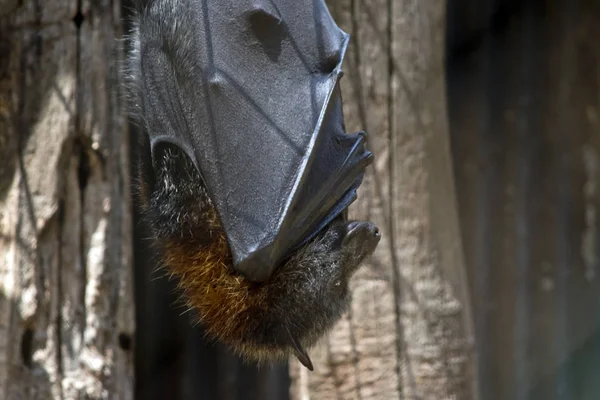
[125,0,380,370]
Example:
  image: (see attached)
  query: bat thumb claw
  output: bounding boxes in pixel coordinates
[287,329,314,371]
[293,346,314,371]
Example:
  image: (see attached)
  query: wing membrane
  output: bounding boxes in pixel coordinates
[136,0,373,281]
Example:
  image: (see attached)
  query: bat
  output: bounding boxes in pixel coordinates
[125,0,380,370]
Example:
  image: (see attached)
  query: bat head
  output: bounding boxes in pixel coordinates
[135,143,380,370]
[271,217,380,369]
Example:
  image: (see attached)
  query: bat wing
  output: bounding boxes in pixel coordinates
[136,0,373,282]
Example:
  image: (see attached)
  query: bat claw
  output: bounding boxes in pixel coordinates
[287,328,314,371]
[293,348,314,371]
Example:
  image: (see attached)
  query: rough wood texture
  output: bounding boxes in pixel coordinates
[290,1,476,398]
[0,0,134,398]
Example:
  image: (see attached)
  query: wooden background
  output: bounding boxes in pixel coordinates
[0,0,134,398]
[2,0,600,399]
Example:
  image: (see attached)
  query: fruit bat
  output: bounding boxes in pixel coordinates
[126,0,380,370]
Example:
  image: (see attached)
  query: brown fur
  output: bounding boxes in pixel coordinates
[161,209,271,358]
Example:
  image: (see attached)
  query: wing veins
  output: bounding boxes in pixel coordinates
[216,68,304,154]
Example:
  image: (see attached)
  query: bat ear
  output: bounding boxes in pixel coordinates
[287,329,314,371]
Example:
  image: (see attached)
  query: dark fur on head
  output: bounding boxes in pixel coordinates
[135,141,379,369]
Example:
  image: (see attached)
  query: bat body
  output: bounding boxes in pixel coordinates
[126,0,379,369]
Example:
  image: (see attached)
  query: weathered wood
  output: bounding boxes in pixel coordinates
[290,1,476,398]
[0,0,133,398]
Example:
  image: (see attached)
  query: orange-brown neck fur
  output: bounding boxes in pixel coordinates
[161,209,273,359]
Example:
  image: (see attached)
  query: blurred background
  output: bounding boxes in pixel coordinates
[1,0,599,399]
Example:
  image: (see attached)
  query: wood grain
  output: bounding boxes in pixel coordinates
[0,0,133,398]
[290,1,476,399]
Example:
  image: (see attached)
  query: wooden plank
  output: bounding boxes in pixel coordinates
[290,1,476,398]
[0,0,133,398]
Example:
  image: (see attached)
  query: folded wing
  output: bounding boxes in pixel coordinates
[136,0,373,281]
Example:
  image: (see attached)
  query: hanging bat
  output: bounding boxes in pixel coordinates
[125,0,380,370]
